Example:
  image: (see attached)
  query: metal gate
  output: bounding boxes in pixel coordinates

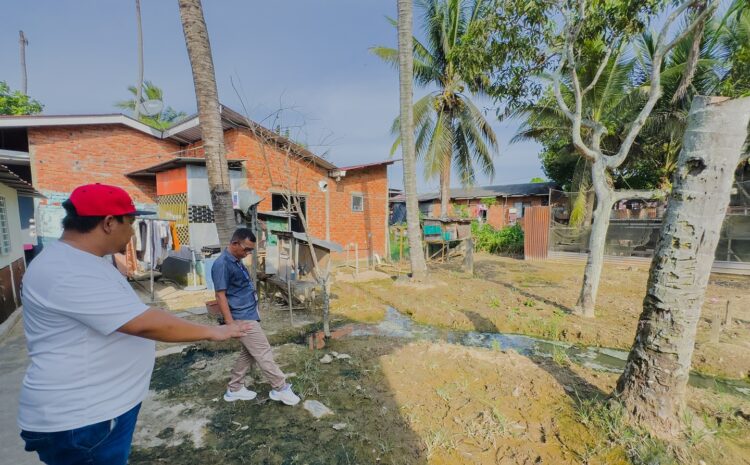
[523,206,550,260]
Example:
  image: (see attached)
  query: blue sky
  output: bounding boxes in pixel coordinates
[1,0,544,192]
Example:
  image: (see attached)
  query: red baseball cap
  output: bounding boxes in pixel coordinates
[69,184,155,217]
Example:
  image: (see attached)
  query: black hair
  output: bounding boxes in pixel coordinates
[231,227,256,243]
[61,199,124,233]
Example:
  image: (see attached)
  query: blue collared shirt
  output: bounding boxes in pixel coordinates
[211,249,259,321]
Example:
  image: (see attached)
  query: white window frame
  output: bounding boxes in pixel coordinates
[0,196,10,255]
[351,193,364,212]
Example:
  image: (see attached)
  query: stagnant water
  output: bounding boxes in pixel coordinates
[344,307,750,398]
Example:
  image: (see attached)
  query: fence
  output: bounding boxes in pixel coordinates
[545,184,750,265]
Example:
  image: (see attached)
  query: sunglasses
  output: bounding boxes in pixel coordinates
[232,241,254,253]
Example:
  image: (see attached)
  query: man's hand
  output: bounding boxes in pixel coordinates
[210,320,253,341]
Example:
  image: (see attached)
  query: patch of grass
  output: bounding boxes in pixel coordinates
[295,354,323,397]
[425,429,457,458]
[543,311,565,339]
[552,346,571,367]
[573,394,678,465]
[435,386,451,403]
[523,299,536,308]
[489,296,501,308]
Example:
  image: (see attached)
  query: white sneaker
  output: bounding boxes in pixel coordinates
[269,383,300,406]
[224,386,257,402]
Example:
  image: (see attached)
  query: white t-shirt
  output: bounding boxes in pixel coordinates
[18,240,155,432]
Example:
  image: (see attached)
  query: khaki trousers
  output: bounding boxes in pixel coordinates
[228,320,286,391]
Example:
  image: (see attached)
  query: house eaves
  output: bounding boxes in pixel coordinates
[162,105,338,171]
[0,114,163,138]
[0,164,44,197]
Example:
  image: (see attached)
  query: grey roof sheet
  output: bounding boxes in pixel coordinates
[0,165,44,197]
[392,182,558,202]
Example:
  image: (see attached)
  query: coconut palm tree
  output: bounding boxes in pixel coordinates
[177,0,235,245]
[397,0,429,280]
[115,81,187,130]
[373,0,498,218]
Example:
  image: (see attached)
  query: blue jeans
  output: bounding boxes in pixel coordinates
[20,403,141,465]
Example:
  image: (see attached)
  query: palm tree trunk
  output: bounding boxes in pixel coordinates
[616,96,750,437]
[178,0,235,245]
[398,0,428,281]
[575,160,614,318]
[440,158,450,217]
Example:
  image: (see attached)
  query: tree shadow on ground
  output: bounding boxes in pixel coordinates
[130,336,428,465]
[460,309,605,403]
[473,261,576,315]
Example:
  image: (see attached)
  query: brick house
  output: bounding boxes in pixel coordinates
[0,106,394,260]
[391,182,558,229]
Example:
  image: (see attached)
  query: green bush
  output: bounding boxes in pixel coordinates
[471,221,524,255]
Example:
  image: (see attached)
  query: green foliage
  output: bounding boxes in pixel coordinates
[452,203,470,218]
[480,197,497,207]
[512,2,750,191]
[115,80,187,130]
[453,0,557,111]
[0,81,43,115]
[373,0,498,192]
[471,221,524,255]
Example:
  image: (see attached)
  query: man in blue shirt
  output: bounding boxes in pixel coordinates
[212,228,300,405]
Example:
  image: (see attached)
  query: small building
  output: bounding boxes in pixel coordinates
[390,182,558,229]
[0,165,43,324]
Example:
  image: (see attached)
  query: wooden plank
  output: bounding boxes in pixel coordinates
[11,258,25,307]
[0,265,16,324]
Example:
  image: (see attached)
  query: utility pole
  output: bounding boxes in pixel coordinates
[19,31,28,94]
[134,0,144,120]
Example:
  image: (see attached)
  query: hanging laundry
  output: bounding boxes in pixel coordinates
[170,222,181,250]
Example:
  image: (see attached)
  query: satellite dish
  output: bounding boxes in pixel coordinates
[318,180,328,192]
[137,99,164,117]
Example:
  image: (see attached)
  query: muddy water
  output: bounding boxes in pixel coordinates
[346,307,750,398]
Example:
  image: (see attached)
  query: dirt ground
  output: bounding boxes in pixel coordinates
[130,335,750,465]
[338,254,750,380]
[125,257,749,464]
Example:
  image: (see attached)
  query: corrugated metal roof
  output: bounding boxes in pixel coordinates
[0,164,44,197]
[0,113,162,137]
[1,107,397,175]
[391,182,558,202]
[126,157,245,177]
[337,159,400,171]
[162,106,338,171]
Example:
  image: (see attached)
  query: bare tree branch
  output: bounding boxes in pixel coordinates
[582,45,614,96]
[607,0,719,169]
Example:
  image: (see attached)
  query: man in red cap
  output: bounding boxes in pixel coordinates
[17,184,252,465]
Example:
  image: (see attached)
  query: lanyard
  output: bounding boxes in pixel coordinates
[235,260,251,283]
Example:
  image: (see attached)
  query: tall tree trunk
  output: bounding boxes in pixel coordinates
[398,0,428,281]
[575,160,614,317]
[616,96,750,438]
[440,158,450,217]
[19,31,28,95]
[134,0,144,121]
[178,0,235,245]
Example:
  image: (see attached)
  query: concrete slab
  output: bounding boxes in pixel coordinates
[0,318,42,464]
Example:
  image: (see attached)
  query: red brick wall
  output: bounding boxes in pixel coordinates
[26,124,389,256]
[28,125,181,203]
[224,129,388,258]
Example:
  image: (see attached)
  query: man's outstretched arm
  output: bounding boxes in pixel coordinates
[118,308,251,342]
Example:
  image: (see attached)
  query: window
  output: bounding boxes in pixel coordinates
[0,196,10,255]
[351,194,364,212]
